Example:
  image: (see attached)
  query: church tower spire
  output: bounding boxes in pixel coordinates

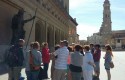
[100,0,112,36]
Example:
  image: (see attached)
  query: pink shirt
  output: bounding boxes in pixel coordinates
[67,54,71,65]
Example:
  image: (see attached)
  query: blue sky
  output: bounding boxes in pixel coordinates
[69,0,125,40]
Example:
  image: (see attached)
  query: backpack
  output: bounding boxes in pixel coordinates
[5,45,19,67]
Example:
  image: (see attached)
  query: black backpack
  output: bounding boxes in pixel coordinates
[5,45,19,67]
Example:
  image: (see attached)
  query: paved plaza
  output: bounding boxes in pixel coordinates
[0,51,125,80]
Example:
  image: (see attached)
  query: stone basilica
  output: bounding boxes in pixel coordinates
[88,0,125,49]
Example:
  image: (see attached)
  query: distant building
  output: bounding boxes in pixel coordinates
[88,0,125,49]
[79,40,88,46]
[68,16,79,45]
[87,33,102,45]
[111,30,125,49]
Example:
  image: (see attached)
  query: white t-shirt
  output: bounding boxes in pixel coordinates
[82,51,94,71]
[54,46,69,69]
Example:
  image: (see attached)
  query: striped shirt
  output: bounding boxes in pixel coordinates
[54,46,69,69]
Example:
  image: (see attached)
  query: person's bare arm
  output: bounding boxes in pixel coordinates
[88,61,96,67]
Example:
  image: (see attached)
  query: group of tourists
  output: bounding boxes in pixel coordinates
[6,39,114,80]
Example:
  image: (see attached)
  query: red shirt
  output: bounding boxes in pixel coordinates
[67,54,71,65]
[93,49,101,62]
[42,47,50,63]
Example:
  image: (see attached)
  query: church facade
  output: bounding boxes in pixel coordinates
[68,17,79,45]
[0,0,78,63]
[88,0,125,49]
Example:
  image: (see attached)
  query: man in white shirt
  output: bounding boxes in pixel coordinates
[53,40,69,80]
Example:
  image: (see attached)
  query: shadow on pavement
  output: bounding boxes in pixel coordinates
[93,76,100,80]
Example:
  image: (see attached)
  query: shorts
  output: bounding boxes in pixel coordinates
[94,62,100,72]
[105,67,110,70]
[104,63,110,70]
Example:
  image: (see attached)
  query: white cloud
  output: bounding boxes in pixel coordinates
[77,24,99,40]
[69,0,100,9]
[69,0,87,8]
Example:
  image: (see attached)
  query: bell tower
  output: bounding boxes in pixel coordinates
[100,0,112,36]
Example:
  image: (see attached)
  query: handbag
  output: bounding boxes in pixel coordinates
[110,61,114,68]
[69,64,82,72]
[38,67,44,80]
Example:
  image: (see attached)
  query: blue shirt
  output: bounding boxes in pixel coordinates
[31,49,42,66]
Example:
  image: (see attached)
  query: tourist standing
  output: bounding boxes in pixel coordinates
[7,39,25,80]
[53,40,69,80]
[104,44,113,80]
[82,45,95,80]
[70,45,83,80]
[24,42,34,80]
[51,45,60,80]
[42,42,50,79]
[90,44,95,54]
[30,42,42,80]
[93,44,101,78]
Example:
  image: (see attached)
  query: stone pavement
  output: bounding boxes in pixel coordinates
[0,51,125,80]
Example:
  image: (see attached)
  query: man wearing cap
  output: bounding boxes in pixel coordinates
[53,40,69,80]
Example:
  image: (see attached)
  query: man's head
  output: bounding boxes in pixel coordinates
[74,45,82,52]
[90,44,94,48]
[84,45,90,52]
[18,39,25,46]
[60,40,68,47]
[33,41,40,50]
[43,42,48,48]
[18,9,25,16]
[55,45,60,50]
[95,44,101,49]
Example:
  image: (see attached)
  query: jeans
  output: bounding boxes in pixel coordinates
[25,71,32,80]
[43,63,49,78]
[31,71,39,80]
